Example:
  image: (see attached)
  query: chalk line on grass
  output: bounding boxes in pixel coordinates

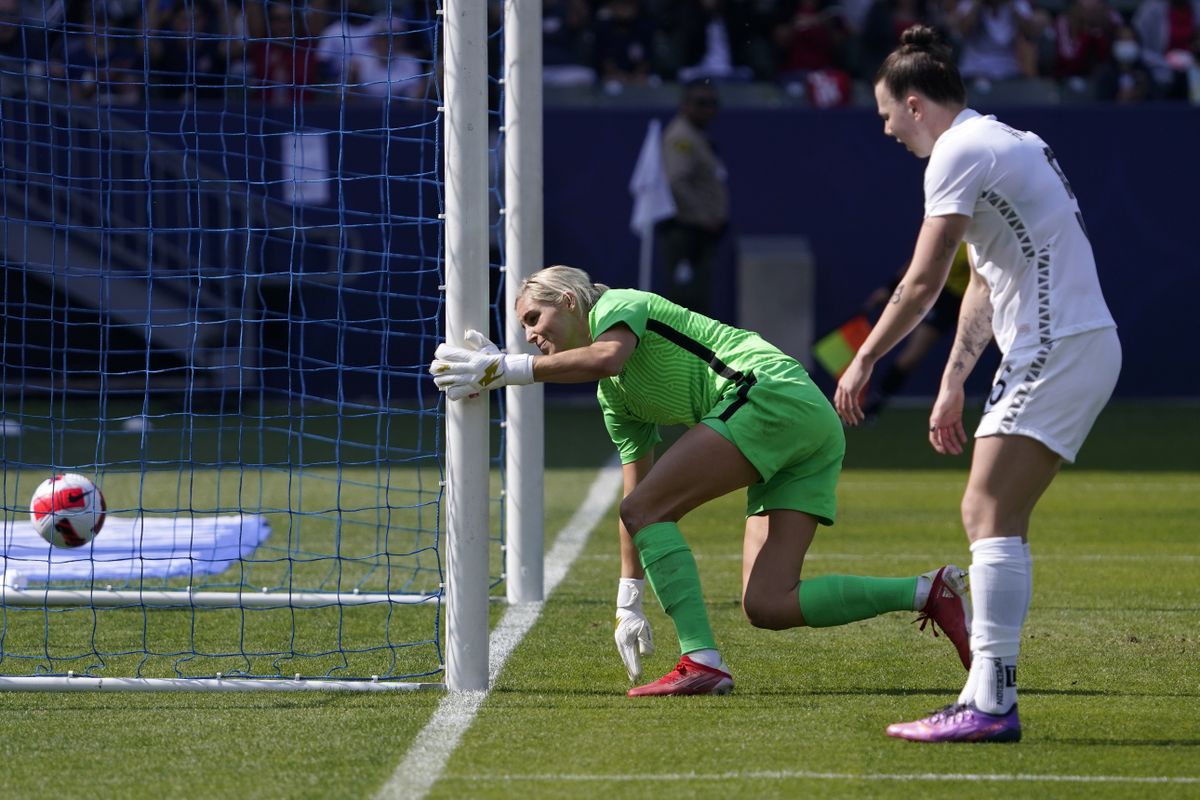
[375,460,622,800]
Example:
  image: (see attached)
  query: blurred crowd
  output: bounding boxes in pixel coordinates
[556,0,1200,105]
[1,0,1199,106]
[0,0,439,105]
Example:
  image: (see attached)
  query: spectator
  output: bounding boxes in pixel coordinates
[1190,27,1200,102]
[1132,0,1200,98]
[347,15,430,101]
[61,13,142,104]
[146,1,230,103]
[1051,0,1121,83]
[656,80,729,317]
[247,1,320,106]
[0,0,45,61]
[841,0,879,36]
[859,0,932,82]
[950,0,1037,85]
[0,0,51,97]
[315,0,378,84]
[666,0,770,82]
[1094,22,1157,103]
[775,0,850,73]
[773,0,853,106]
[542,0,594,87]
[592,0,657,89]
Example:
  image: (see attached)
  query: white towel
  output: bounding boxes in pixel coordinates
[1,514,271,588]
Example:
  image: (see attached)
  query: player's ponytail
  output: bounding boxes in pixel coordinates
[518,265,609,314]
[900,24,941,52]
[876,24,966,107]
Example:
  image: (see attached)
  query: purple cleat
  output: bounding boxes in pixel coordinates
[886,703,1022,743]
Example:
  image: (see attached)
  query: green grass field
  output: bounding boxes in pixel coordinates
[0,402,1197,798]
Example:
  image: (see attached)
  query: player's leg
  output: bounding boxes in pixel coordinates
[654,221,684,300]
[888,329,1120,741]
[957,433,1061,715]
[740,509,815,630]
[740,508,969,661]
[885,435,1056,742]
[623,423,759,696]
[959,331,1119,719]
[679,228,720,318]
[738,444,969,666]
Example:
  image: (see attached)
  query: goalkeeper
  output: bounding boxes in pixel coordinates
[430,265,970,697]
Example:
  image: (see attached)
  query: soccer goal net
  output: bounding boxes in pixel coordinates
[0,0,534,692]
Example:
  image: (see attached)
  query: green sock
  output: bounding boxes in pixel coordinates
[798,574,918,628]
[635,521,717,655]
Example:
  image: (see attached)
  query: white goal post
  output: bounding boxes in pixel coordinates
[0,0,546,693]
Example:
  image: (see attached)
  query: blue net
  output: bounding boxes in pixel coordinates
[0,1,498,683]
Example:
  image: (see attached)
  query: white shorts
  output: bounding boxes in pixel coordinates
[976,327,1121,463]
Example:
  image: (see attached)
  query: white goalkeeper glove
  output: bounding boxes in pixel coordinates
[429,329,535,401]
[614,577,655,682]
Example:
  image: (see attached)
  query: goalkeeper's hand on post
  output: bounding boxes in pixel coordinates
[614,577,655,682]
[429,329,535,401]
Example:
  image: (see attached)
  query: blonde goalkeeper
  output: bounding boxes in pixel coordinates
[431,265,971,696]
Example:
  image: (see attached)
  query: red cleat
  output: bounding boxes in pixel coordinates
[627,655,733,697]
[915,565,972,670]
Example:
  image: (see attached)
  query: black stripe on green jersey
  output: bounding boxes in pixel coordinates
[718,374,757,421]
[643,318,757,420]
[645,319,746,383]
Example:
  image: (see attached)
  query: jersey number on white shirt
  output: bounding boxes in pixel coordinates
[1043,147,1090,241]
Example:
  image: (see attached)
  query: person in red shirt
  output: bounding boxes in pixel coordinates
[247,1,320,106]
[1052,0,1122,80]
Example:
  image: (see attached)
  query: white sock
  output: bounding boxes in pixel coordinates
[960,537,1036,705]
[687,648,722,669]
[957,657,978,705]
[912,574,933,610]
[1022,541,1033,624]
[967,537,1028,714]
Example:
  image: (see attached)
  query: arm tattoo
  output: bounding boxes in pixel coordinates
[948,298,993,376]
[936,231,959,262]
[890,281,930,316]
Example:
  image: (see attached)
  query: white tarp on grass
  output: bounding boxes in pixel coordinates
[1,515,271,588]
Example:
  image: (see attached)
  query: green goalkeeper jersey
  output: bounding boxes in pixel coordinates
[591,289,795,463]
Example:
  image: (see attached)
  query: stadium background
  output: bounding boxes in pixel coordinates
[6,101,1196,400]
[3,1,1199,404]
[543,101,1200,399]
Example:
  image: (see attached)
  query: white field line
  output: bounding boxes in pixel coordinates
[456,770,1200,785]
[374,459,622,800]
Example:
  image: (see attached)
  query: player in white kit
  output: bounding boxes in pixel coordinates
[834,24,1121,742]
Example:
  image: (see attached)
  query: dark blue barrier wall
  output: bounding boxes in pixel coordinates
[543,104,1200,398]
[5,100,1196,401]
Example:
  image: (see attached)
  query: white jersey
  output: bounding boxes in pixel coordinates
[924,109,1116,355]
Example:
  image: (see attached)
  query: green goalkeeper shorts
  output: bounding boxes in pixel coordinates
[701,358,844,525]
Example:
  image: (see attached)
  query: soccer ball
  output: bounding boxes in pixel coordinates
[29,473,107,548]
